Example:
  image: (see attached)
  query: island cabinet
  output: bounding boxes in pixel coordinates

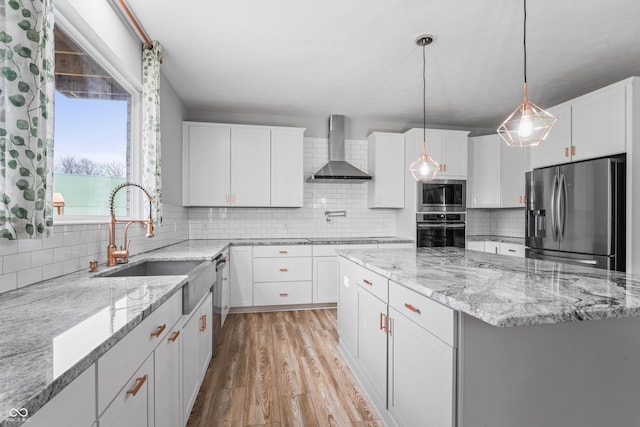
[182,122,305,207]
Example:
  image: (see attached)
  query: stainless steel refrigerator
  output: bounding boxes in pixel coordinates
[525,155,626,271]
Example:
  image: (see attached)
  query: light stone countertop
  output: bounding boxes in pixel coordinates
[338,247,640,327]
[0,236,410,426]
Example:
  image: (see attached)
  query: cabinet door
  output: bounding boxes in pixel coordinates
[500,142,530,207]
[155,324,181,427]
[572,84,626,161]
[357,288,388,408]
[182,308,200,421]
[468,135,500,207]
[485,241,500,254]
[198,293,213,379]
[221,251,230,326]
[337,258,358,359]
[367,132,405,208]
[183,124,230,206]
[388,308,454,427]
[530,104,571,169]
[441,131,468,177]
[100,355,153,427]
[313,256,338,303]
[499,242,525,257]
[271,128,304,207]
[230,127,271,206]
[466,241,485,252]
[230,246,253,307]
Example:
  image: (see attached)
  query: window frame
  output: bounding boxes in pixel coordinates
[52,8,143,224]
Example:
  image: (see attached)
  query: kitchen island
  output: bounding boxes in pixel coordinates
[337,247,640,427]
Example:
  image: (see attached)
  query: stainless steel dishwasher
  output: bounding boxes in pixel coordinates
[212,254,226,356]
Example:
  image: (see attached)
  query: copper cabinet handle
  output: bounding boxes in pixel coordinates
[438,164,443,171]
[279,268,289,272]
[571,146,576,156]
[299,195,303,204]
[150,324,166,338]
[473,196,477,205]
[226,194,229,203]
[444,164,447,172]
[199,315,206,332]
[565,147,569,157]
[386,316,392,334]
[223,277,228,281]
[168,331,180,342]
[231,194,236,203]
[404,303,421,314]
[279,250,288,254]
[223,305,228,309]
[126,375,147,396]
[280,293,289,297]
[363,279,373,286]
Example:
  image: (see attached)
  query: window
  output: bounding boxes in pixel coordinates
[53,25,136,220]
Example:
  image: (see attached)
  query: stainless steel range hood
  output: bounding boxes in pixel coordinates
[307,115,372,183]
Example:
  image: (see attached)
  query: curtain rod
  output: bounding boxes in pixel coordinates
[117,0,153,49]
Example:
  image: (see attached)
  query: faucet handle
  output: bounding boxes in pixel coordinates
[145,220,154,238]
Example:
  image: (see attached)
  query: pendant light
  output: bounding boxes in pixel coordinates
[497,0,557,147]
[410,34,440,181]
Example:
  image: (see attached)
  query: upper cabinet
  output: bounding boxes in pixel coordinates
[367,132,405,208]
[530,80,628,170]
[404,128,470,179]
[183,122,305,207]
[468,134,529,208]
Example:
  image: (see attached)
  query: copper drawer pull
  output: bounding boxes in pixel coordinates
[126,375,147,396]
[223,277,228,281]
[571,146,576,156]
[279,250,288,254]
[386,316,392,334]
[199,315,206,332]
[280,293,289,297]
[150,324,166,338]
[279,268,289,272]
[379,312,385,330]
[168,331,180,342]
[404,303,421,314]
[565,147,569,157]
[363,279,373,286]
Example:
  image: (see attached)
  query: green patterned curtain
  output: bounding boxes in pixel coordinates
[0,0,54,239]
[142,41,162,225]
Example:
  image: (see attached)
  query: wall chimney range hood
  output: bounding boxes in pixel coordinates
[307,115,372,183]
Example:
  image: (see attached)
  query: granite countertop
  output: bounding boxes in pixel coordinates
[338,247,640,328]
[467,235,526,245]
[0,236,410,426]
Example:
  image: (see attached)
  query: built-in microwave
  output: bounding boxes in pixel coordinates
[418,179,466,212]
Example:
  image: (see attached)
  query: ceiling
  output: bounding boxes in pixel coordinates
[127,0,640,135]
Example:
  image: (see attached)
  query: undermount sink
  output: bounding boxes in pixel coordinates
[97,260,205,277]
[96,259,215,314]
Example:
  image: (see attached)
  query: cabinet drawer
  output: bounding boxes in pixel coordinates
[253,281,312,305]
[253,245,312,257]
[253,257,312,282]
[312,243,376,257]
[499,242,525,257]
[97,290,181,414]
[354,263,388,303]
[389,281,455,346]
[484,241,500,254]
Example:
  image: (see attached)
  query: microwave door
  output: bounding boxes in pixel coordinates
[529,167,560,251]
[558,158,612,256]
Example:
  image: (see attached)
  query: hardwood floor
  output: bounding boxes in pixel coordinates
[186,309,383,427]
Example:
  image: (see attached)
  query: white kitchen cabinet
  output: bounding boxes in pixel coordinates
[529,103,571,169]
[404,128,470,179]
[230,246,253,307]
[468,134,501,207]
[253,246,312,306]
[182,123,231,206]
[221,249,230,326]
[230,127,271,207]
[271,128,305,207]
[485,241,500,254]
[313,257,338,303]
[357,284,388,408]
[100,355,154,427]
[571,83,626,161]
[367,132,405,208]
[466,241,485,252]
[388,307,454,427]
[154,322,182,427]
[501,140,530,207]
[338,258,359,359]
[28,364,96,427]
[499,242,525,257]
[182,292,213,423]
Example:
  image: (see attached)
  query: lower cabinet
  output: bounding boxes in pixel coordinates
[100,355,154,427]
[221,249,230,326]
[230,246,253,307]
[182,292,213,422]
[338,257,456,427]
[155,323,182,427]
[313,256,339,303]
[467,240,525,258]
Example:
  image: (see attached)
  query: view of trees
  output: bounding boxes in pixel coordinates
[54,155,126,178]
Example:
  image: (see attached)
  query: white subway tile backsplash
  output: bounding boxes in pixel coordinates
[3,252,31,274]
[31,249,54,267]
[42,263,63,281]
[17,267,43,288]
[0,273,17,293]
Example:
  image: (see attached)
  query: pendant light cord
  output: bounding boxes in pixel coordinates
[422,42,427,152]
[523,0,527,84]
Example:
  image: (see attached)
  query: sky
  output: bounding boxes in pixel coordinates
[54,91,129,165]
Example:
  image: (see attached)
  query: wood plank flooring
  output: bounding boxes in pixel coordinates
[186,309,383,427]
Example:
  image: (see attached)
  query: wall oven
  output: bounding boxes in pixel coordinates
[418,179,466,213]
[417,213,466,248]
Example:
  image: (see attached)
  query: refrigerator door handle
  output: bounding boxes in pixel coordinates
[550,174,559,241]
[559,174,568,242]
